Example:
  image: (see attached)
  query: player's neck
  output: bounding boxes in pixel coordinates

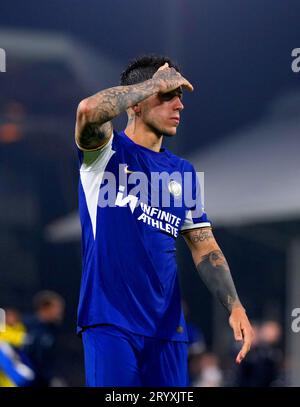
[125,120,163,153]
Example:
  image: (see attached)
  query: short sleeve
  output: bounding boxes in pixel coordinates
[180,163,212,233]
[77,131,114,172]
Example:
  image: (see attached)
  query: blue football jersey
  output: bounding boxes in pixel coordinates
[77,130,211,341]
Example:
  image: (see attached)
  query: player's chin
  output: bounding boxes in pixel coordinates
[163,126,178,137]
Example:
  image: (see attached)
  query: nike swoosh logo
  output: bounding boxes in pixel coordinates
[124,165,135,174]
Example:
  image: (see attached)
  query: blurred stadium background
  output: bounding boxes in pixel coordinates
[0,0,300,386]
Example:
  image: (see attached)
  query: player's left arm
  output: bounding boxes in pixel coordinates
[182,226,254,364]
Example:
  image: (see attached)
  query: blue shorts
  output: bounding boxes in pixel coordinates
[82,324,188,387]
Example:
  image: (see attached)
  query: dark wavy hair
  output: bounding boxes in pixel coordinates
[120,54,180,86]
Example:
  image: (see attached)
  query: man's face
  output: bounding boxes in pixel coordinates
[137,87,184,136]
[40,300,65,324]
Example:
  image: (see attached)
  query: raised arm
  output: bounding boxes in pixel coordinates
[182,226,254,364]
[75,64,193,151]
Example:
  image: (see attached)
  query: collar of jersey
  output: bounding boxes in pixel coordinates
[121,131,168,156]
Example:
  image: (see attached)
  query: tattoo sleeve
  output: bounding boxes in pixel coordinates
[81,78,161,124]
[76,78,162,149]
[196,249,242,313]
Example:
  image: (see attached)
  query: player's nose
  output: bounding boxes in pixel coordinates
[174,96,184,111]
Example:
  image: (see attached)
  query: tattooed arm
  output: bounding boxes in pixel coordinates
[75,80,159,151]
[75,64,193,151]
[184,227,242,312]
[182,226,254,363]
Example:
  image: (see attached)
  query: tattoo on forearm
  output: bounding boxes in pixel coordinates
[78,79,162,148]
[77,67,188,148]
[85,79,161,124]
[190,228,213,243]
[196,250,241,313]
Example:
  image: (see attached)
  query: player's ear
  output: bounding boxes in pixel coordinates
[132,104,141,116]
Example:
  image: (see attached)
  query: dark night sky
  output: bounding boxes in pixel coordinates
[1,0,299,151]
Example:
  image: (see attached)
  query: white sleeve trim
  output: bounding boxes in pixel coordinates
[180,222,212,233]
[76,129,113,152]
[79,137,115,239]
[80,132,114,172]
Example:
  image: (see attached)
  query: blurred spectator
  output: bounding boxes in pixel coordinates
[0,101,25,143]
[233,320,283,387]
[182,300,206,355]
[0,308,26,347]
[190,352,223,387]
[182,300,211,386]
[22,290,65,387]
[0,308,35,387]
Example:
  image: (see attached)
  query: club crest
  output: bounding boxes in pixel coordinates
[168,180,182,197]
